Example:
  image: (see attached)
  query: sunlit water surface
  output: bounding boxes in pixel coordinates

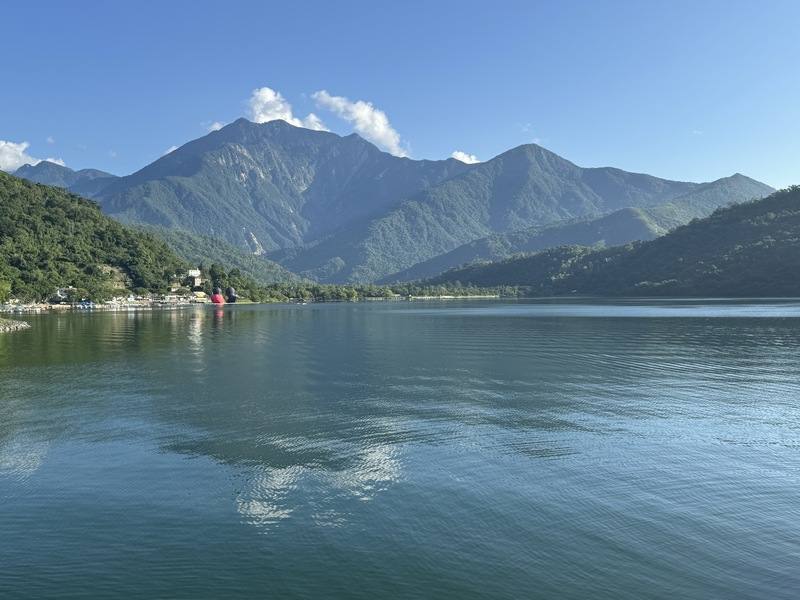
[1,299,799,598]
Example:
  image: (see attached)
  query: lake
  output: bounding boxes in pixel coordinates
[1,300,798,599]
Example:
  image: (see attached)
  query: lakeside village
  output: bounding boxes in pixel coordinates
[1,268,501,316]
[0,269,214,314]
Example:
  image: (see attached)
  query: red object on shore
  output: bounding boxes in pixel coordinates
[210,293,226,305]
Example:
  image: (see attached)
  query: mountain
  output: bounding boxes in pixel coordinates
[273,143,708,282]
[13,159,298,284]
[427,186,800,297]
[97,118,469,254]
[381,174,774,282]
[0,172,185,300]
[14,161,118,196]
[38,119,771,284]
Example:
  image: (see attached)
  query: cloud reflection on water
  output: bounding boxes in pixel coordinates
[236,440,402,532]
[0,436,49,481]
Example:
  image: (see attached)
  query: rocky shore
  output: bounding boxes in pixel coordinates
[0,318,31,333]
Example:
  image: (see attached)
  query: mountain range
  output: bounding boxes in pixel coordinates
[380,174,774,281]
[14,119,774,283]
[427,186,800,297]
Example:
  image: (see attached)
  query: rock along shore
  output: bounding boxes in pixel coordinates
[0,318,31,333]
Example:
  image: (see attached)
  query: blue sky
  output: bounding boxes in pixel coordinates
[2,0,798,187]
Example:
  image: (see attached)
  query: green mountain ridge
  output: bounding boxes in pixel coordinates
[428,186,800,297]
[381,174,773,282]
[98,119,470,254]
[276,143,708,282]
[12,121,774,286]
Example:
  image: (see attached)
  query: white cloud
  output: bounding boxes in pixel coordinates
[163,145,179,156]
[451,150,480,164]
[0,141,37,171]
[0,140,65,172]
[247,86,328,131]
[312,90,407,157]
[208,121,225,132]
[248,86,294,123]
[302,113,327,132]
[44,157,66,166]
[46,136,55,144]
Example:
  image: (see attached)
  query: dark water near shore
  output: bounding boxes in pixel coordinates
[1,300,799,599]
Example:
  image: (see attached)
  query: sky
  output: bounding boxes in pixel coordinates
[1,0,798,187]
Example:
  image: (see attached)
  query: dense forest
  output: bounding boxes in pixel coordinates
[0,172,187,301]
[428,186,800,297]
[429,187,800,297]
[197,262,514,303]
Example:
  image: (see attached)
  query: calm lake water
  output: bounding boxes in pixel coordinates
[1,300,799,599]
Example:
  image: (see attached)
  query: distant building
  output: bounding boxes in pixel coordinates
[187,269,203,289]
[53,286,78,303]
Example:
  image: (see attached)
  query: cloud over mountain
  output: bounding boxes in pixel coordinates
[451,150,480,164]
[312,90,407,157]
[248,86,328,131]
[0,140,64,172]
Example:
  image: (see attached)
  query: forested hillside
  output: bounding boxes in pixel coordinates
[429,187,800,297]
[383,174,773,282]
[275,143,702,282]
[144,226,301,284]
[0,172,186,301]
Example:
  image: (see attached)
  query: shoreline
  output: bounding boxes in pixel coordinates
[1,295,503,314]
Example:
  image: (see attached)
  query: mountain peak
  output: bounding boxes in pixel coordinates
[224,117,316,133]
[14,160,118,197]
[14,161,77,189]
[726,172,769,186]
[16,160,71,174]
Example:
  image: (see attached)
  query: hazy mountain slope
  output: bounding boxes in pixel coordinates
[382,208,663,283]
[97,118,469,253]
[143,226,301,284]
[14,161,117,195]
[278,144,703,282]
[382,174,773,282]
[429,186,800,297]
[0,172,185,300]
